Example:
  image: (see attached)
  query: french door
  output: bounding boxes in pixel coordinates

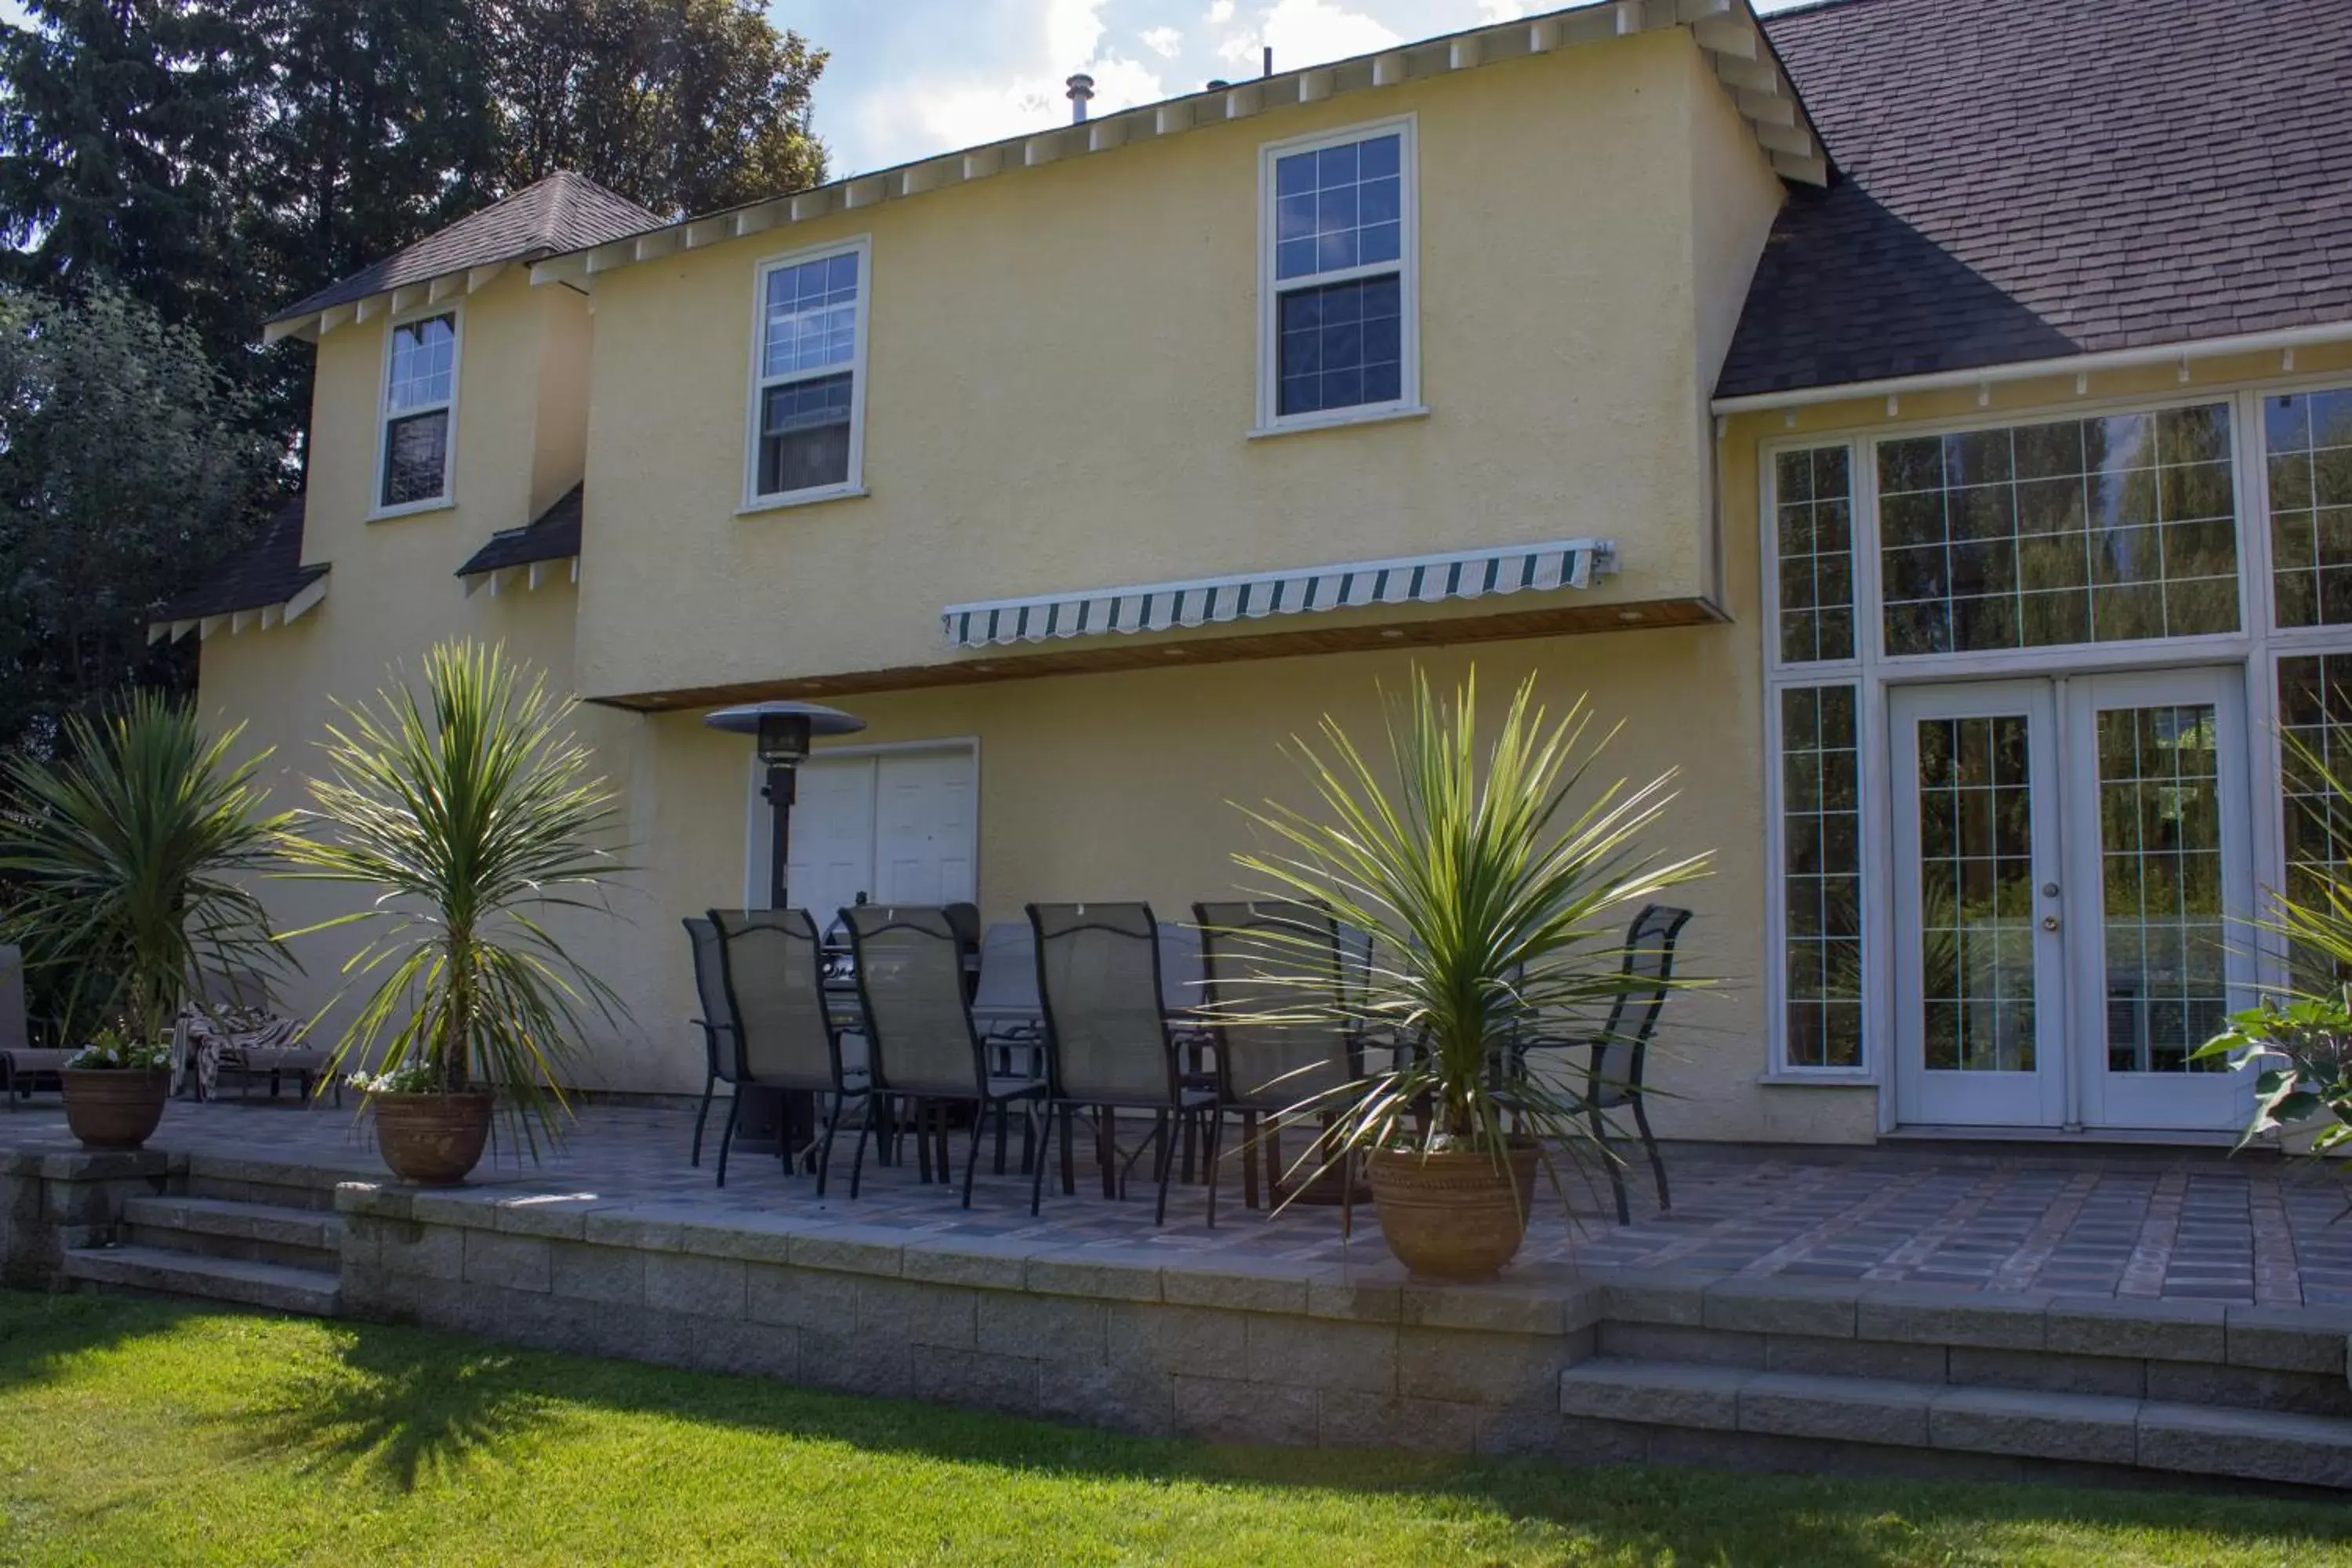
[1890,668,2256,1131]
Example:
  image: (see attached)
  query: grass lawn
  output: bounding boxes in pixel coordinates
[3,1290,2350,1566]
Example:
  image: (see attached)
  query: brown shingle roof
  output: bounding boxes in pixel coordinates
[1719,0,2352,398]
[154,496,327,621]
[267,172,661,325]
[455,484,582,579]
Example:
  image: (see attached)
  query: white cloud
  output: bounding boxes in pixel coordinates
[1207,0,1236,22]
[1477,0,1534,18]
[1140,24,1184,56]
[1218,0,1401,71]
[844,1,1167,170]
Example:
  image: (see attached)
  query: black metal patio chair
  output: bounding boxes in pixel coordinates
[1192,900,1363,1214]
[843,904,1044,1206]
[1510,903,1692,1225]
[709,908,870,1192]
[1027,902,1219,1225]
[682,916,741,1167]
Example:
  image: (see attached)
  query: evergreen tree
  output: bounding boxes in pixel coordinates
[0,285,276,757]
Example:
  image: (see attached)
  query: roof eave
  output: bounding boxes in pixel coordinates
[532,0,1826,292]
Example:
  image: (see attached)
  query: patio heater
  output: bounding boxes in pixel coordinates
[702,700,866,911]
[701,701,866,1161]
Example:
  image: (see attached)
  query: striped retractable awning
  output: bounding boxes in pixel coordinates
[942,538,1616,650]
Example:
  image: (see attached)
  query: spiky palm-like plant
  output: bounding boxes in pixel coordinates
[278,641,625,1155]
[1224,667,1711,1198]
[0,694,289,1062]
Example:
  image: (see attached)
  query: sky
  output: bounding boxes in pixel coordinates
[791,0,1818,179]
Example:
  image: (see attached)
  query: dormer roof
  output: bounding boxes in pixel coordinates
[264,172,662,342]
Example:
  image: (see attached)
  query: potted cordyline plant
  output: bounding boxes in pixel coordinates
[1222,668,1708,1281]
[0,695,289,1149]
[278,641,624,1185]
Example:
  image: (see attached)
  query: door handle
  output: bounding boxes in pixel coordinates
[2041,915,2061,932]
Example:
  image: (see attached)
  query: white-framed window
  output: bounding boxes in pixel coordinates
[375,308,459,515]
[1757,376,2352,1083]
[1256,116,1418,434]
[745,236,870,509]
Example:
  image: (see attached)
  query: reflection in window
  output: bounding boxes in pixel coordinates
[1877,405,2239,655]
[1781,686,1863,1068]
[2095,703,2227,1074]
[753,249,861,499]
[2278,655,2352,988]
[2266,387,2352,628]
[381,314,456,509]
[1775,446,1855,663]
[1915,713,2037,1072]
[1266,128,1412,422]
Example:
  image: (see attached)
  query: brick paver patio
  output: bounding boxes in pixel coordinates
[7,1098,2348,1307]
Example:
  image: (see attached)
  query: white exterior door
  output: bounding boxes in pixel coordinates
[871,751,977,906]
[753,745,978,927]
[1892,670,2254,1131]
[1891,681,2070,1127]
[2063,667,2255,1131]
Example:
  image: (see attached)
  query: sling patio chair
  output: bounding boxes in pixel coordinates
[710,908,871,1192]
[1027,902,1220,1225]
[682,916,743,1167]
[1507,903,1692,1225]
[182,968,336,1105]
[843,904,1044,1207]
[0,944,70,1109]
[1193,900,1365,1214]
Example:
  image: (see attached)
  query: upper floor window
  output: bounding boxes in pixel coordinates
[1258,118,1417,433]
[1876,404,2239,655]
[748,238,868,506]
[378,311,457,513]
[2265,385,2352,629]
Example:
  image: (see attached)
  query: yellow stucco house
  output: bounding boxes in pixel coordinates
[161,0,2352,1148]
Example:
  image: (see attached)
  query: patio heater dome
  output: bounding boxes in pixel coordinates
[703,700,866,766]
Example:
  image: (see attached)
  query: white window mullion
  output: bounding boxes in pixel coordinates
[744,236,871,509]
[1255,116,1418,434]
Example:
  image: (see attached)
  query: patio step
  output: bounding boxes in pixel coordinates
[118,1195,342,1274]
[1559,1359,2352,1490]
[60,1243,341,1318]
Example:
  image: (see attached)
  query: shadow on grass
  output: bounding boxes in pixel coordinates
[13,1288,2352,1566]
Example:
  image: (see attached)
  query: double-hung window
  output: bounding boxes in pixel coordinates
[1258,118,1417,432]
[377,311,458,513]
[747,238,869,506]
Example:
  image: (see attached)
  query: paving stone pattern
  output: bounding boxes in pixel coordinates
[5,1102,2349,1307]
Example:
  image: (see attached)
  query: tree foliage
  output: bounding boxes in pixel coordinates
[0,0,829,453]
[0,284,276,757]
[488,0,826,219]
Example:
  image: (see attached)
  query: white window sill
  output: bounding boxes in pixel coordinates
[368,497,456,523]
[737,485,869,517]
[1756,1070,1876,1088]
[1248,404,1430,441]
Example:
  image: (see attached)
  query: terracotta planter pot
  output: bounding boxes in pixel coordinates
[1363,1143,1540,1283]
[372,1091,495,1185]
[61,1068,172,1151]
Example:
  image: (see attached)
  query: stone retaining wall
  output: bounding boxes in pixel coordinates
[0,1146,175,1290]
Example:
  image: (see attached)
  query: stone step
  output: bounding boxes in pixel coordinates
[1560,1359,2352,1490]
[61,1244,342,1318]
[118,1195,342,1273]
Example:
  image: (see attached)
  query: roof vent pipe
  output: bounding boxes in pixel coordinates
[1263,45,1273,76]
[1066,73,1095,123]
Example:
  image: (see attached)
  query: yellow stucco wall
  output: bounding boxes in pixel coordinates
[573,27,1783,701]
[190,27,1854,1138]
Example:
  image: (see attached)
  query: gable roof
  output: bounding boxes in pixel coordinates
[1719,0,2352,400]
[530,0,1826,293]
[456,483,582,580]
[151,495,328,635]
[266,172,661,336]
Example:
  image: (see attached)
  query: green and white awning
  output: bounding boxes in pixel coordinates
[942,538,1615,650]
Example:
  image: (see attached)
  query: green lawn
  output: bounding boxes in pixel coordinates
[2,1290,2348,1566]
